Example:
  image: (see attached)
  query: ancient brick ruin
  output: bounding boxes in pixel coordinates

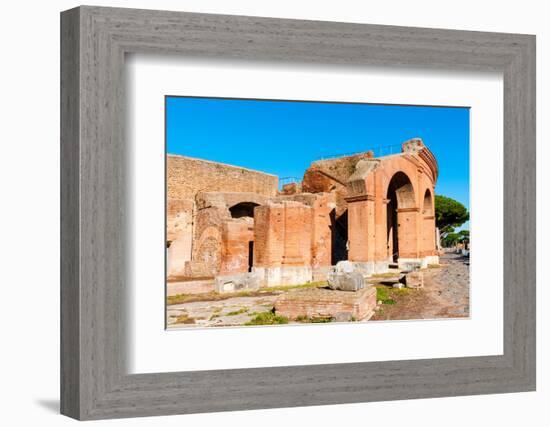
[167,138,439,293]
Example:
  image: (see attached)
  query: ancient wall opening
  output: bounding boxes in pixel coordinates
[229,202,259,219]
[422,189,434,215]
[386,171,416,261]
[330,209,348,265]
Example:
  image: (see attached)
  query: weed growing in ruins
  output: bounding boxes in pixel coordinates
[167,281,328,306]
[172,313,195,325]
[371,272,401,279]
[245,311,289,326]
[295,315,333,323]
[226,308,249,316]
[376,286,396,305]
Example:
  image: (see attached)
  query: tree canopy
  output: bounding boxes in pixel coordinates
[441,230,469,248]
[434,195,469,232]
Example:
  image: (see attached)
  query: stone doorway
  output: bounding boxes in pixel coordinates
[248,241,254,272]
[330,209,348,265]
[386,171,416,261]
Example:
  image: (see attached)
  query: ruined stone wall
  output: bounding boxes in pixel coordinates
[167,155,278,200]
[253,201,313,286]
[275,193,335,269]
[304,152,373,190]
[166,199,194,277]
[302,152,372,217]
[220,218,254,275]
[253,201,313,268]
[166,155,278,278]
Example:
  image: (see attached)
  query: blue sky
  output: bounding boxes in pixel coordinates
[166,96,470,228]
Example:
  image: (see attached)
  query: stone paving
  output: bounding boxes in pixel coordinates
[167,253,470,328]
[168,295,278,328]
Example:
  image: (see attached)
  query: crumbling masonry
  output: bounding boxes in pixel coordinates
[167,138,439,293]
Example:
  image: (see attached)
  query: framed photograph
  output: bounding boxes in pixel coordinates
[61,6,536,420]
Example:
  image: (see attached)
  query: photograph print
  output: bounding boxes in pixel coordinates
[165,97,470,329]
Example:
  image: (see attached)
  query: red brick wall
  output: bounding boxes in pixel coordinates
[220,219,254,275]
[253,202,313,268]
[347,144,438,263]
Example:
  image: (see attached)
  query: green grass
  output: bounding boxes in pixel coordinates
[375,284,411,305]
[264,281,327,292]
[167,281,328,306]
[375,285,396,305]
[208,307,223,320]
[226,308,249,316]
[371,272,401,278]
[245,311,289,326]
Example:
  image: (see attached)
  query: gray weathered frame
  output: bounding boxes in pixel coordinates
[60,5,536,420]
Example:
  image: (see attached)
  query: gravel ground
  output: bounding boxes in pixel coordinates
[371,252,470,320]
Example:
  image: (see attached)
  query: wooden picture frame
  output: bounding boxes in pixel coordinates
[60,6,536,420]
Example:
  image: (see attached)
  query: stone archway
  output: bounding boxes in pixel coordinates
[421,188,437,257]
[386,171,417,262]
[422,188,434,215]
[229,201,259,218]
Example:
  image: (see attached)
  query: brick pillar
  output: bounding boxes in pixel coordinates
[282,202,311,266]
[253,204,284,268]
[421,215,436,256]
[347,195,376,262]
[219,219,254,275]
[310,195,332,268]
[374,197,389,262]
[396,207,420,258]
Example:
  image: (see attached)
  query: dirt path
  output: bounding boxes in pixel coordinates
[371,253,470,321]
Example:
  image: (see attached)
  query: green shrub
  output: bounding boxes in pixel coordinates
[245,311,289,325]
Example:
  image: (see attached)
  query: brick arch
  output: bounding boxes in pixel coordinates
[422,188,434,216]
[229,201,260,218]
[385,171,418,261]
[386,171,416,209]
[329,139,439,271]
[420,188,437,257]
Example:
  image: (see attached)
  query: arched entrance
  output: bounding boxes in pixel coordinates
[421,188,436,256]
[386,172,416,262]
[229,202,259,218]
[422,189,433,215]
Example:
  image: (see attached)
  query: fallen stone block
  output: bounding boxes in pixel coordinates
[405,271,424,289]
[334,260,355,273]
[215,273,260,293]
[327,270,365,291]
[274,287,377,321]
